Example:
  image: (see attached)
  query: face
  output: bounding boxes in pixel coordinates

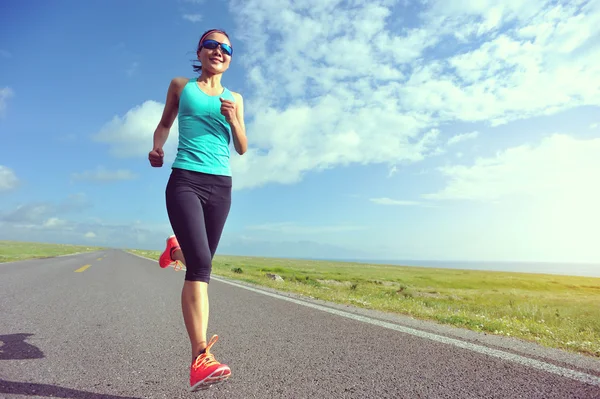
[197,32,232,74]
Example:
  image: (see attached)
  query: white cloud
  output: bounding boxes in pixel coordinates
[95,0,600,192]
[0,217,170,249]
[71,166,137,182]
[230,109,436,190]
[387,165,398,177]
[422,0,548,37]
[420,133,600,263]
[93,100,179,160]
[224,0,445,190]
[424,134,599,202]
[438,2,599,125]
[182,13,202,22]
[0,165,19,192]
[0,87,14,117]
[0,198,172,249]
[246,222,365,234]
[1,194,90,224]
[369,198,422,206]
[591,123,599,129]
[448,131,480,146]
[43,218,67,228]
[226,0,600,189]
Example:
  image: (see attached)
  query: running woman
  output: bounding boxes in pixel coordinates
[148,28,247,391]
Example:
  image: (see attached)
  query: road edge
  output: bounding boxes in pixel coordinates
[0,250,103,265]
[123,249,600,383]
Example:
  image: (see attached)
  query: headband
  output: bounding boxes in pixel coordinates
[199,29,225,45]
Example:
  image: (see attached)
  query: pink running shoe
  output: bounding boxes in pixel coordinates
[159,235,180,269]
[189,335,231,391]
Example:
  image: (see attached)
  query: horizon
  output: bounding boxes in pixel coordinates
[3,237,599,277]
[1,1,599,270]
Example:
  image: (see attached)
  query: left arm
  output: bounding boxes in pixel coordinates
[221,92,248,155]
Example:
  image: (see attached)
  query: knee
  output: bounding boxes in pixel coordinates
[184,253,212,283]
[185,272,211,283]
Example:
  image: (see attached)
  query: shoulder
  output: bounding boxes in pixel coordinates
[171,76,190,87]
[169,77,192,95]
[229,90,244,103]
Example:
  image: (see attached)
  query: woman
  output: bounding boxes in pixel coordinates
[148,28,247,392]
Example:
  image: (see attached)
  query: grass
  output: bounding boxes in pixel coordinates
[4,241,597,358]
[0,240,102,263]
[129,249,600,358]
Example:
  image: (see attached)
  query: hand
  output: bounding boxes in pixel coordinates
[148,147,164,167]
[220,97,236,123]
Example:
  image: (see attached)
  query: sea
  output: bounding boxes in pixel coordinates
[307,258,600,278]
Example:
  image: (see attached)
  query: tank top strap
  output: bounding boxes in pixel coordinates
[180,78,196,95]
[220,87,235,101]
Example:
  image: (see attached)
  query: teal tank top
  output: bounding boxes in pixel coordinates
[172,78,235,176]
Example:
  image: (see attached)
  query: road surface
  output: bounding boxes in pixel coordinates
[1,249,599,398]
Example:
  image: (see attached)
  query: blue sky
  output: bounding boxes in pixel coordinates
[1,0,599,264]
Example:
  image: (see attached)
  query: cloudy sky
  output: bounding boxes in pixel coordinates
[1,0,599,264]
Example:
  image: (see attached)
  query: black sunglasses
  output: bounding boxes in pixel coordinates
[201,39,233,56]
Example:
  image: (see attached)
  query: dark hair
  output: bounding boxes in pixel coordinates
[192,28,231,73]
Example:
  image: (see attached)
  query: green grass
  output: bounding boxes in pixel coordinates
[0,240,102,263]
[5,241,596,357]
[129,249,600,358]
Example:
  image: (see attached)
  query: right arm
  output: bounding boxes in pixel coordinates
[152,77,187,149]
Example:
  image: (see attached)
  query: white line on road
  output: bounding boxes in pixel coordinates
[128,251,600,387]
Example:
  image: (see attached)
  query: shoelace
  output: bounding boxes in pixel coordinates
[193,352,218,370]
[173,260,182,272]
[192,335,220,370]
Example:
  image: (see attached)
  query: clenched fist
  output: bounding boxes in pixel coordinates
[220,97,236,123]
[148,147,164,167]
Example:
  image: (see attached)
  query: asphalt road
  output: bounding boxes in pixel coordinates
[1,249,599,399]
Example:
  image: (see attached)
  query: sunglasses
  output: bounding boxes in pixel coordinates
[201,39,233,56]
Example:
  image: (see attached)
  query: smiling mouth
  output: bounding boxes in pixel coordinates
[210,57,223,62]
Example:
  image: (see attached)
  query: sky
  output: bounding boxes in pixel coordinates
[1,0,599,266]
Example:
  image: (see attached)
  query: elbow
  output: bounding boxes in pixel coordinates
[235,135,248,155]
[158,119,173,130]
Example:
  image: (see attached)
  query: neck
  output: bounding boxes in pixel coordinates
[197,70,223,88]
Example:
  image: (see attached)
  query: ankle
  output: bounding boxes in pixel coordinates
[193,342,207,358]
[170,246,180,261]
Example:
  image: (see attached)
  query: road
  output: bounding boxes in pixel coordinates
[0,249,599,399]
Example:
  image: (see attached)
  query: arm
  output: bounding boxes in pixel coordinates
[152,77,186,149]
[230,92,248,155]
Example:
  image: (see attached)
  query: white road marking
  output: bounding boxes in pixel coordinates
[129,251,600,387]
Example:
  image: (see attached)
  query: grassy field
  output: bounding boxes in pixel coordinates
[0,240,102,263]
[129,249,600,358]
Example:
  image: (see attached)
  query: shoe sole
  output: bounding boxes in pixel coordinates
[189,368,231,392]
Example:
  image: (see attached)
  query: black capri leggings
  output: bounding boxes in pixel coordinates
[165,167,232,283]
